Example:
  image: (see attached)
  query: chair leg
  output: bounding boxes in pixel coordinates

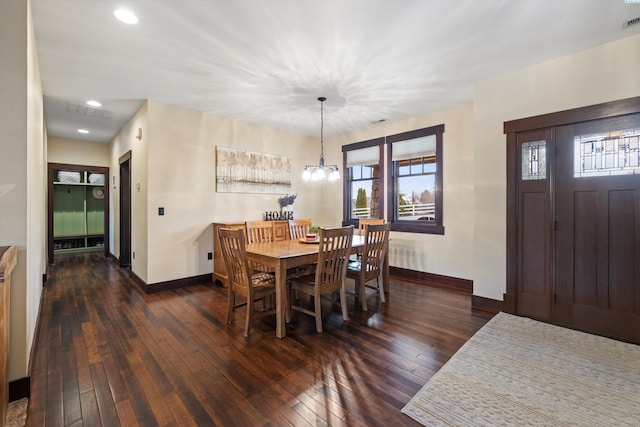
[314,291,323,333]
[226,289,234,324]
[378,274,386,303]
[244,294,253,337]
[340,284,350,321]
[360,279,368,312]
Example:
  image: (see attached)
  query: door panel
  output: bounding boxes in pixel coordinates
[573,191,598,306]
[516,129,553,321]
[555,115,640,342]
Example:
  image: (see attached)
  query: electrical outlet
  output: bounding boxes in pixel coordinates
[207,252,213,260]
[158,207,164,216]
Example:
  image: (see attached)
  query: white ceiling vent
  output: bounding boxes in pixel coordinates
[622,15,640,29]
[65,102,111,119]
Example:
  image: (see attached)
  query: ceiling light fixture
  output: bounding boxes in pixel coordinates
[302,97,340,182]
[113,8,138,24]
[86,100,101,107]
[78,129,89,134]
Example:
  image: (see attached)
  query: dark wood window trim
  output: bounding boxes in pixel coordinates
[342,137,385,227]
[387,124,444,234]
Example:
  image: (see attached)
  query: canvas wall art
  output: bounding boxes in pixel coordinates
[216,146,292,194]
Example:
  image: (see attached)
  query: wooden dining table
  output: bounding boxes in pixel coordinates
[245,234,389,338]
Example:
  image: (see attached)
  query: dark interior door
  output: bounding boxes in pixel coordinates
[516,129,554,321]
[119,157,131,268]
[555,114,640,342]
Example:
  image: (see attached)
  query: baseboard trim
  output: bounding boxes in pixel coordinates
[131,271,212,294]
[471,295,503,314]
[9,377,30,401]
[390,266,473,293]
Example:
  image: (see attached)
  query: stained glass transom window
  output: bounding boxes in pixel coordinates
[522,140,546,180]
[574,128,640,177]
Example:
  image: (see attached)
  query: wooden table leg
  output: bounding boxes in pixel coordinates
[275,261,287,338]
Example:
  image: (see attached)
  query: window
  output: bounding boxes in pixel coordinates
[341,125,444,234]
[342,138,384,227]
[574,127,640,177]
[522,140,547,180]
[388,125,444,234]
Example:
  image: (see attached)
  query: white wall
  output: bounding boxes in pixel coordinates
[472,33,640,301]
[142,101,320,284]
[110,102,149,281]
[325,104,476,281]
[48,137,110,167]
[0,0,46,381]
[109,100,321,284]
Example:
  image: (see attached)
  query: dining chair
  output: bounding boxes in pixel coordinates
[358,218,384,235]
[346,222,389,311]
[245,220,276,274]
[288,218,313,240]
[246,220,275,243]
[353,218,385,260]
[289,226,354,333]
[218,227,276,337]
[287,218,316,279]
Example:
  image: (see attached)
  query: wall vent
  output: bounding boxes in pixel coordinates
[65,102,112,119]
[623,15,640,29]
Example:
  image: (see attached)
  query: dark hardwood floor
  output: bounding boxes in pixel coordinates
[27,252,494,426]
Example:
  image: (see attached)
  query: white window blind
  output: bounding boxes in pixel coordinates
[346,146,380,167]
[391,135,436,161]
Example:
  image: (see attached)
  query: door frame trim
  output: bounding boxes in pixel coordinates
[504,96,640,314]
[119,151,132,269]
[47,162,110,264]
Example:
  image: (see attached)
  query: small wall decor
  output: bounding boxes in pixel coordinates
[216,146,291,194]
[263,193,297,220]
[277,194,297,212]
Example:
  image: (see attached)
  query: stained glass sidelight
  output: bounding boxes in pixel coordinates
[574,128,640,177]
[522,140,547,180]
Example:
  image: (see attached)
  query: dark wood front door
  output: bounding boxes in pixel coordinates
[554,114,640,342]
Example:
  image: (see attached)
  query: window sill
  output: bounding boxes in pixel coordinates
[390,222,444,235]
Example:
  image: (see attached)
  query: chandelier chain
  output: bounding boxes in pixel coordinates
[319,97,325,166]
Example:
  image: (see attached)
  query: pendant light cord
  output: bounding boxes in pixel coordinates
[318,96,326,167]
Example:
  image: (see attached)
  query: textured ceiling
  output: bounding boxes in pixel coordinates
[31,0,640,143]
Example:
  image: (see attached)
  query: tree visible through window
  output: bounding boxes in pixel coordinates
[342,140,384,225]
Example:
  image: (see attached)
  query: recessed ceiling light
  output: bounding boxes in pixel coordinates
[78,129,90,134]
[86,100,101,107]
[113,8,138,24]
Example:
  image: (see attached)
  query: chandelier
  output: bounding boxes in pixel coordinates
[302,97,340,181]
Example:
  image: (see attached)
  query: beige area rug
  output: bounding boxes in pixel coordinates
[6,398,28,427]
[402,312,640,426]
